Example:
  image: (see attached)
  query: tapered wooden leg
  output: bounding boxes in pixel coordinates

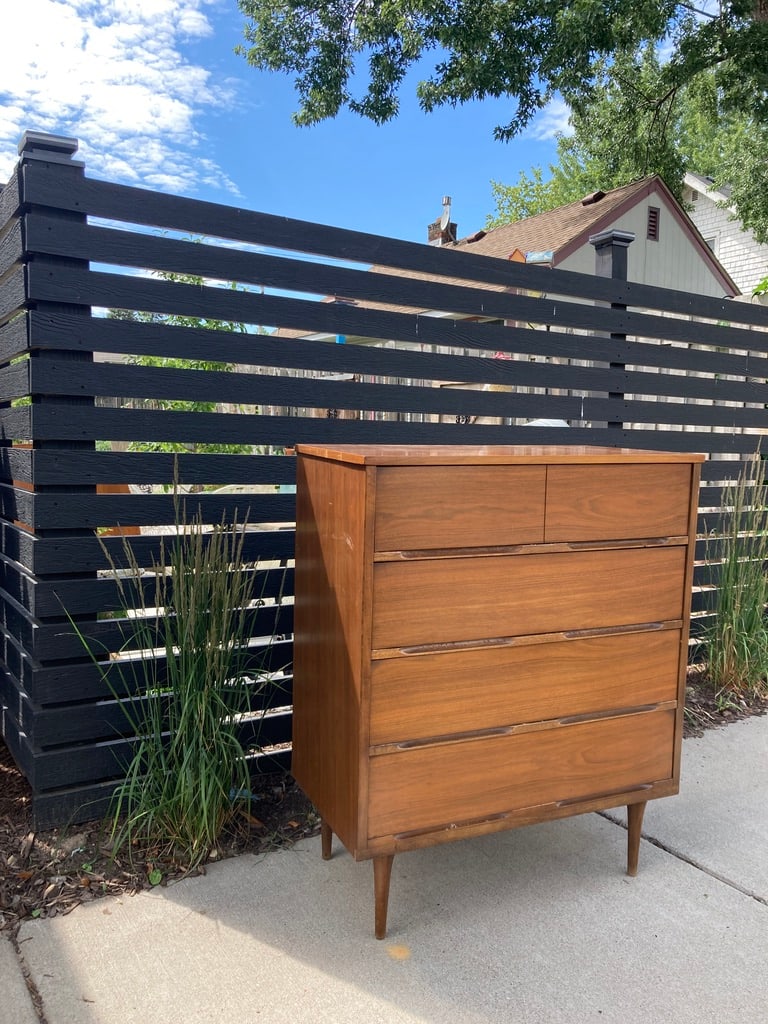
[626,800,647,877]
[320,819,333,861]
[373,854,395,940]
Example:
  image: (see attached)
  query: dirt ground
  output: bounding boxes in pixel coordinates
[0,755,320,936]
[1,670,766,936]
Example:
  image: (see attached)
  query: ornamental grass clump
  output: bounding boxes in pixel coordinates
[704,455,768,698]
[100,511,273,871]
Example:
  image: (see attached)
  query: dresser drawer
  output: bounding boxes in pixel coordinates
[374,465,545,551]
[368,708,675,839]
[372,546,686,649]
[545,463,693,542]
[369,628,681,745]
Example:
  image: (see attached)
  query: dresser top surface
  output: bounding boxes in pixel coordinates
[295,444,706,467]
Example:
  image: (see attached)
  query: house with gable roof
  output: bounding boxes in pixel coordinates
[448,175,738,299]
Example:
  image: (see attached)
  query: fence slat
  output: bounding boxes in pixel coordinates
[25,258,768,352]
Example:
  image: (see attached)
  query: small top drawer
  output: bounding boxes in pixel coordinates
[374,465,546,551]
[545,463,693,542]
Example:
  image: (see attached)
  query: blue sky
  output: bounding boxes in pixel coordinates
[1,0,565,244]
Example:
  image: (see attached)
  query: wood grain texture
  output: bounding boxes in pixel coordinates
[368,709,675,839]
[26,302,768,390]
[21,159,765,326]
[372,546,686,649]
[545,463,693,541]
[369,628,681,745]
[291,454,369,855]
[374,465,545,550]
[291,444,700,936]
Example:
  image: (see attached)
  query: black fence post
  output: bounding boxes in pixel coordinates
[19,131,92,465]
[589,229,635,432]
[17,133,98,822]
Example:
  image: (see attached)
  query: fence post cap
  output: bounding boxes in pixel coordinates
[18,130,84,166]
[589,229,636,249]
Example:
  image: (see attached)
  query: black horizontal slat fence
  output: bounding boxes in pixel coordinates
[1,131,767,826]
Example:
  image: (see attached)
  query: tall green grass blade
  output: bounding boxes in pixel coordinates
[703,452,768,698]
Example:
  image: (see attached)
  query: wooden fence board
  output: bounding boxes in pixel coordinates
[14,491,296,530]
[23,638,293,705]
[25,258,768,353]
[0,267,26,327]
[9,401,761,453]
[7,449,296,487]
[26,303,768,385]
[0,314,29,364]
[8,678,293,748]
[14,564,292,618]
[0,171,19,229]
[0,220,22,281]
[23,349,768,411]
[26,528,296,574]
[33,603,293,661]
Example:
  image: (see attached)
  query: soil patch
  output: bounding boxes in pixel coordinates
[0,746,318,936]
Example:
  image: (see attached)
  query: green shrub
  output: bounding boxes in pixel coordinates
[703,454,768,698]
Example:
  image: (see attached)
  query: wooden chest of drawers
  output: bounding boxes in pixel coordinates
[292,444,703,937]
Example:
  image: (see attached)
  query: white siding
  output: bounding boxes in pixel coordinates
[685,190,768,296]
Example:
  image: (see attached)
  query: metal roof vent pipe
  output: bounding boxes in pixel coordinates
[427,196,457,245]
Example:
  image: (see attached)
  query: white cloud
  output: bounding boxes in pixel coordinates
[527,97,572,141]
[0,0,239,195]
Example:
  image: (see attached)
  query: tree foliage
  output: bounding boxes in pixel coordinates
[236,1,768,142]
[487,58,768,246]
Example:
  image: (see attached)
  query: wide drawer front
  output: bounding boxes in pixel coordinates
[374,465,546,551]
[545,464,693,542]
[372,546,686,649]
[368,709,675,839]
[369,628,681,745]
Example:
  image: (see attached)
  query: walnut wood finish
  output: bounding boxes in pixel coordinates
[320,820,333,861]
[367,709,675,839]
[375,464,546,550]
[627,801,648,877]
[370,629,681,745]
[292,445,703,938]
[372,546,686,650]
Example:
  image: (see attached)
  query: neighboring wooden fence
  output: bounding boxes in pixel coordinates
[1,131,768,826]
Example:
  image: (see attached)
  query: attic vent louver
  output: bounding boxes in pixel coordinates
[581,190,605,206]
[647,206,660,241]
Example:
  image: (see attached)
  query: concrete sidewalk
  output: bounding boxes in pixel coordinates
[4,715,767,1024]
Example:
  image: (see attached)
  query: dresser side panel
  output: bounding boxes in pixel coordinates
[292,455,369,854]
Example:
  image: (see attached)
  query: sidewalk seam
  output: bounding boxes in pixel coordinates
[600,811,768,909]
[10,935,48,1024]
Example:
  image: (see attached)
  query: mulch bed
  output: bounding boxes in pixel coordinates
[0,750,319,936]
[2,669,766,936]
[682,663,768,737]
